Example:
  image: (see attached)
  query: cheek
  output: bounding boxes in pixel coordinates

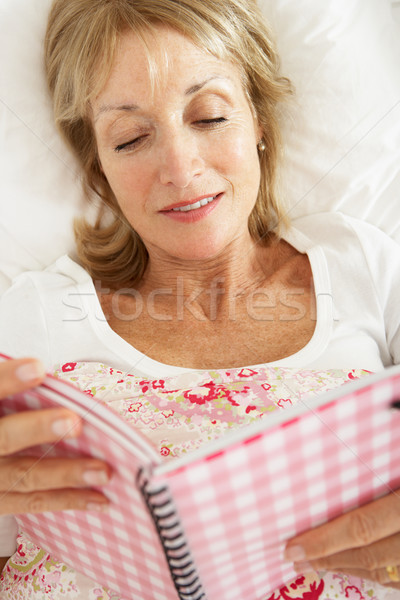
[220,123,258,160]
[215,129,260,185]
[100,156,151,212]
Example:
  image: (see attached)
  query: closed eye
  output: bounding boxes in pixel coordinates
[114,135,148,153]
[114,117,227,152]
[196,117,227,127]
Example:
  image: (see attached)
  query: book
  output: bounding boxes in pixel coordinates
[1,355,400,600]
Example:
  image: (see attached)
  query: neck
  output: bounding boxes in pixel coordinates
[136,235,277,321]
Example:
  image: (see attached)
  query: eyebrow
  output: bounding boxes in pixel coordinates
[184,75,228,95]
[95,75,231,122]
[95,103,139,122]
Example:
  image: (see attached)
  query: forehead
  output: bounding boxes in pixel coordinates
[94,25,244,108]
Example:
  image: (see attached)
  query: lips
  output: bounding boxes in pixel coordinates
[160,192,222,223]
[161,193,221,212]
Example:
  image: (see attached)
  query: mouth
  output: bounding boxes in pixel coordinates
[161,193,221,213]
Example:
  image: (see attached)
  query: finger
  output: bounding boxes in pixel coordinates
[297,532,400,574]
[0,408,83,455]
[0,358,45,397]
[285,491,400,561]
[0,456,111,493]
[0,489,109,515]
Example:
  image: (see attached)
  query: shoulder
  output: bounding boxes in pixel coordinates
[0,254,94,326]
[289,210,391,239]
[1,255,90,299]
[287,212,400,303]
[0,256,93,363]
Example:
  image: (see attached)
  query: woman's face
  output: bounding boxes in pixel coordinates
[93,26,262,263]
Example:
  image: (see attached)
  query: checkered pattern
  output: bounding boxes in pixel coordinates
[2,364,400,599]
[150,367,400,599]
[1,378,179,600]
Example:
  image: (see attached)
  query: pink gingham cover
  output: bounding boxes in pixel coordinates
[154,368,400,598]
[0,385,176,599]
[1,359,400,599]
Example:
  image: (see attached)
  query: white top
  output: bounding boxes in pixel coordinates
[1,211,400,554]
[1,212,399,373]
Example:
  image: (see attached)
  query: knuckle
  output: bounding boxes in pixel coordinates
[376,568,389,586]
[348,511,375,546]
[358,547,378,571]
[12,463,35,492]
[27,492,47,514]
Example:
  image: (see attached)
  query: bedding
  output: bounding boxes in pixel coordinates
[260,0,400,233]
[0,0,400,293]
[50,362,372,459]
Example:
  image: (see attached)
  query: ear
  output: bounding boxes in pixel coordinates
[251,110,263,144]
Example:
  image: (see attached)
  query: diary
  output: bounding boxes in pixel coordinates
[1,356,400,600]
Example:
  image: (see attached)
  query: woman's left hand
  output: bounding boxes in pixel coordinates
[284,490,400,588]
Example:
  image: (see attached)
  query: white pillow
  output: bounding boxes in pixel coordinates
[259,0,400,235]
[0,0,89,289]
[0,0,399,293]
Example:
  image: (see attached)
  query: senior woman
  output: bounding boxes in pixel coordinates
[1,0,400,598]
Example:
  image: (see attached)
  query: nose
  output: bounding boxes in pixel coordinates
[158,131,204,188]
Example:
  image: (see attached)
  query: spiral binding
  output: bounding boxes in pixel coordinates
[138,469,206,600]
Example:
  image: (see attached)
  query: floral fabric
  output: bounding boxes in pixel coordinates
[1,362,396,599]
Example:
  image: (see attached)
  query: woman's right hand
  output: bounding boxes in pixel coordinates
[0,358,111,515]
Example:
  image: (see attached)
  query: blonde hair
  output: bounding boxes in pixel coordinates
[45,0,292,287]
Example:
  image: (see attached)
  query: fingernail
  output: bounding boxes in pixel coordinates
[51,417,80,437]
[86,501,109,512]
[15,361,45,382]
[83,470,109,486]
[284,545,306,562]
[293,561,314,574]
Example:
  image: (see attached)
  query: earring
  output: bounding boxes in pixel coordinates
[257,139,266,152]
